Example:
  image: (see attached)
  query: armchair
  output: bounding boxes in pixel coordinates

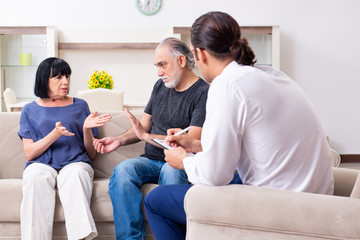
[184,167,360,240]
[3,88,29,112]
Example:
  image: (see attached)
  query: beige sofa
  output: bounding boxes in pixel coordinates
[1,111,360,240]
[0,111,156,240]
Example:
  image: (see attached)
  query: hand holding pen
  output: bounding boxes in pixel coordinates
[174,126,191,136]
[169,126,191,136]
[165,126,201,153]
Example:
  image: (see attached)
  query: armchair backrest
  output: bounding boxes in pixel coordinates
[4,88,17,112]
[77,88,124,112]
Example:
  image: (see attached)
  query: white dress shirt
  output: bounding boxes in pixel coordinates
[183,61,334,195]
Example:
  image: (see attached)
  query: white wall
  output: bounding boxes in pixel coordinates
[58,28,174,106]
[1,0,359,154]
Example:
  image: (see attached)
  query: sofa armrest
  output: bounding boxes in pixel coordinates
[184,184,360,240]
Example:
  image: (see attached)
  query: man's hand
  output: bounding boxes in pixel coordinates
[166,129,202,153]
[84,112,112,129]
[125,108,149,141]
[164,147,188,169]
[93,136,121,154]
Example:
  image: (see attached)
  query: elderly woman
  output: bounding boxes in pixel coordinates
[18,57,111,240]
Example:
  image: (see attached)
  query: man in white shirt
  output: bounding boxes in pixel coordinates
[144,11,334,240]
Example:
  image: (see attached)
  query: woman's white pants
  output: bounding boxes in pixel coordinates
[21,162,98,240]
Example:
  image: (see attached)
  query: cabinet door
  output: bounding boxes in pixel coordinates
[0,27,57,111]
[1,34,46,98]
[174,26,280,70]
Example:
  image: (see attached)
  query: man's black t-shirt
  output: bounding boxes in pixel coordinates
[142,78,209,161]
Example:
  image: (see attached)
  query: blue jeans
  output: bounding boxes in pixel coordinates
[144,172,242,240]
[108,157,188,240]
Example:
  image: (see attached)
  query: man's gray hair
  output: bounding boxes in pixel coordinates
[156,37,195,69]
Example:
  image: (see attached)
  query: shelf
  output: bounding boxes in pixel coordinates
[0,26,57,111]
[173,26,273,35]
[1,65,38,68]
[173,26,280,70]
[58,42,159,51]
[0,26,47,35]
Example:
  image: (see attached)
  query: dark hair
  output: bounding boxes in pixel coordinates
[156,37,195,69]
[34,57,72,98]
[190,11,256,66]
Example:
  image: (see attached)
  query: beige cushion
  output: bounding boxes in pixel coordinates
[350,173,360,198]
[0,179,22,221]
[77,89,124,112]
[92,111,145,178]
[0,112,26,179]
[0,178,158,222]
[333,167,359,197]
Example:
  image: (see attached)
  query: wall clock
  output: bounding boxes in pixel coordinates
[136,0,162,16]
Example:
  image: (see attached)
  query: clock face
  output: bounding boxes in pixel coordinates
[136,0,162,16]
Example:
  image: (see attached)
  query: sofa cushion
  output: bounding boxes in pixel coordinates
[0,177,158,223]
[333,167,359,197]
[89,181,157,222]
[350,173,360,198]
[92,111,146,179]
[0,113,26,179]
[0,179,22,221]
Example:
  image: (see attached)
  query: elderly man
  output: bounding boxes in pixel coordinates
[93,37,209,240]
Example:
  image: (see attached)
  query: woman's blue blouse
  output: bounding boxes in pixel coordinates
[18,98,98,171]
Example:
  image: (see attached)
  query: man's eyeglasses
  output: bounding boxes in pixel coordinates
[186,48,196,60]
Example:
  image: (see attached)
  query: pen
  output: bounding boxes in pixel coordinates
[174,126,191,136]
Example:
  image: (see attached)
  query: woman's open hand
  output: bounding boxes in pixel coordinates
[55,121,75,136]
[84,111,112,129]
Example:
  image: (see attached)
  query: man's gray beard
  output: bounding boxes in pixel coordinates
[164,77,180,88]
[163,61,182,89]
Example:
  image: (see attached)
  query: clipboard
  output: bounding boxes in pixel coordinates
[151,138,172,150]
[151,138,195,156]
